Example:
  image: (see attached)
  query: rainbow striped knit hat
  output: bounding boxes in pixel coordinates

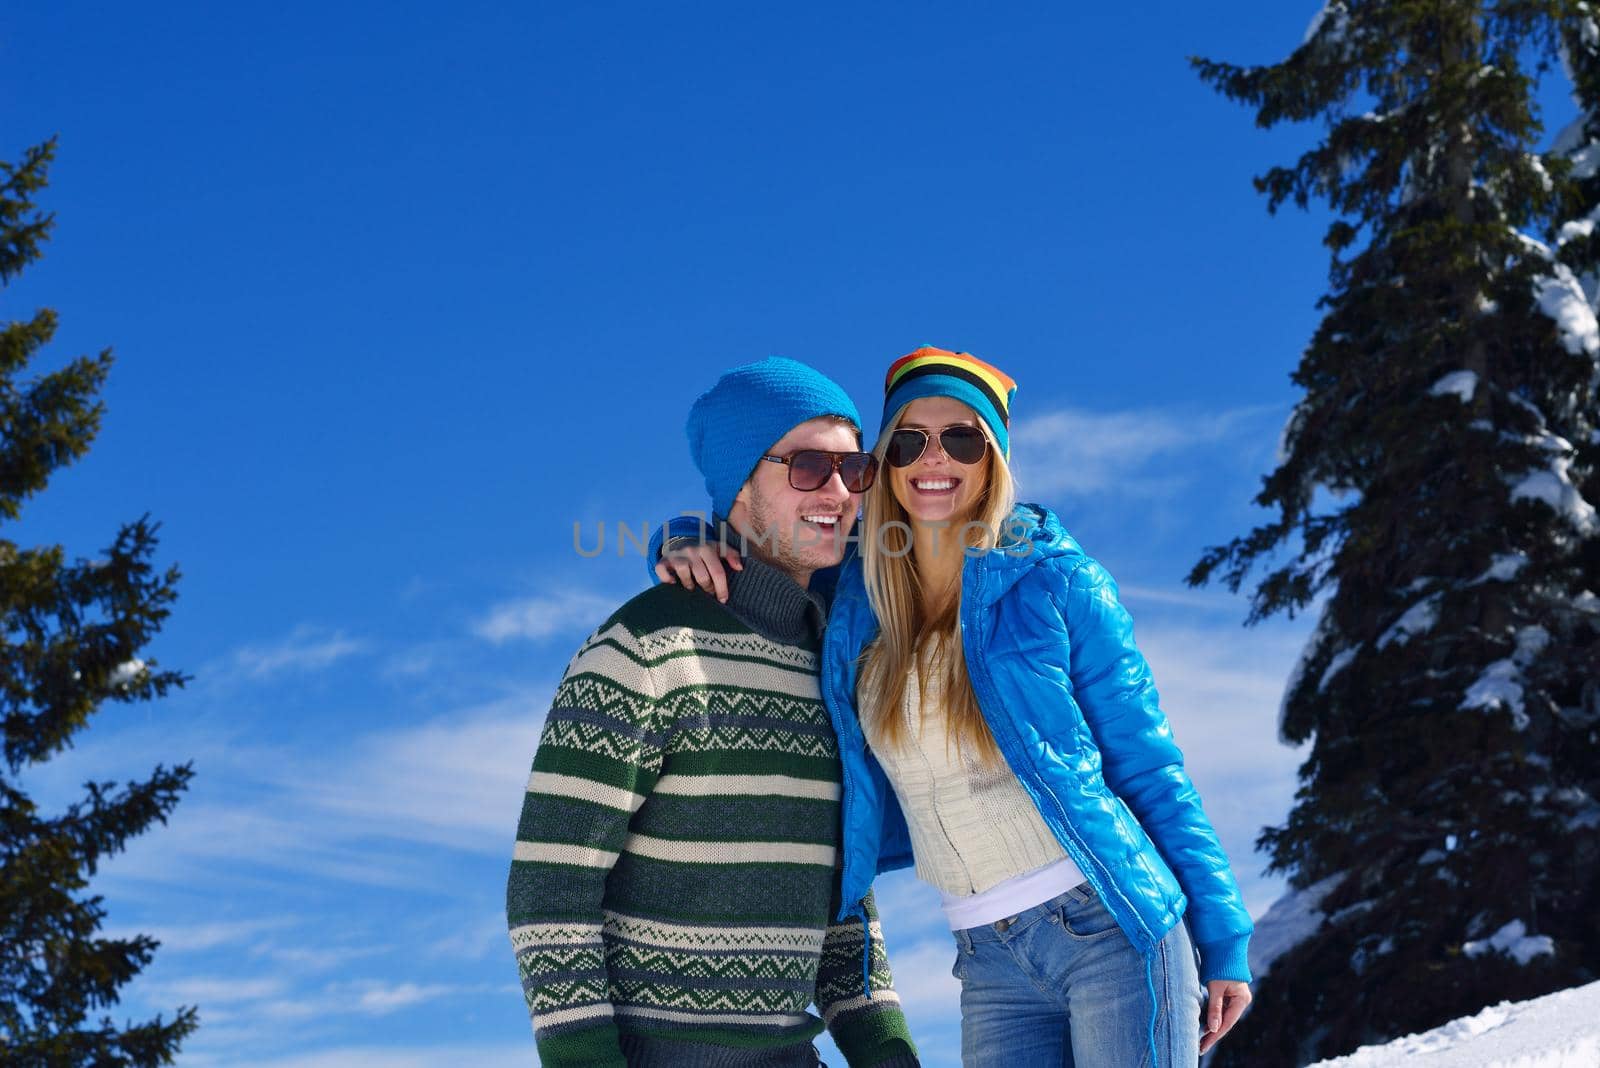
[880,346,1018,457]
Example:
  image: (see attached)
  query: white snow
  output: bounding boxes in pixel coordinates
[1516,230,1554,260]
[1306,980,1600,1068]
[1460,626,1550,730]
[1318,647,1358,691]
[1557,217,1596,245]
[1532,264,1600,355]
[1248,874,1341,978]
[1516,624,1548,663]
[1281,604,1336,740]
[1463,919,1556,965]
[109,658,146,689]
[1429,370,1478,402]
[1377,596,1439,649]
[1507,392,1547,422]
[1304,2,1348,46]
[1350,933,1396,976]
[1508,427,1597,535]
[1473,553,1527,583]
[1510,448,1599,534]
[1571,141,1600,181]
[1526,154,1554,193]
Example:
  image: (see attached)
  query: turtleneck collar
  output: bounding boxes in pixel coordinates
[718,527,828,646]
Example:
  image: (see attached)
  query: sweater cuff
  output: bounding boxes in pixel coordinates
[864,1050,919,1068]
[1195,933,1252,985]
[856,1037,919,1068]
[830,1011,919,1067]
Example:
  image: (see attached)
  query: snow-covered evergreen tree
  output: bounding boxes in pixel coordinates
[1191,3,1600,1064]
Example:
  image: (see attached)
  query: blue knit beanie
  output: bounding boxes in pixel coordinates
[686,357,862,518]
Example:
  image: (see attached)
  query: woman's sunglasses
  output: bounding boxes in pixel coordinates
[886,424,989,468]
[759,450,879,492]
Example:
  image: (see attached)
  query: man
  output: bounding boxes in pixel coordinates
[507,357,919,1067]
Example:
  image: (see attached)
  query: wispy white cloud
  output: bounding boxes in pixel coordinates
[472,590,618,643]
[98,689,550,892]
[1116,582,1243,612]
[426,911,511,961]
[253,980,510,1021]
[1010,403,1280,499]
[378,642,446,679]
[214,625,368,681]
[145,975,289,1005]
[248,943,389,973]
[105,917,293,953]
[287,697,547,847]
[352,981,469,1014]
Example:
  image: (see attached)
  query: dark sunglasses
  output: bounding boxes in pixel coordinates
[886,424,989,468]
[759,449,879,492]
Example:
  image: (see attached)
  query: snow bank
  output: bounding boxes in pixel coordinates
[1306,980,1600,1067]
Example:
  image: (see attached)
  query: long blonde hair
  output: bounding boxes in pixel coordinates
[857,403,1018,766]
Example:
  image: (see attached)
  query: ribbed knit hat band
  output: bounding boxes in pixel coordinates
[880,346,1017,458]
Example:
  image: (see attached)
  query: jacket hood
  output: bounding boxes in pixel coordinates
[832,503,1085,621]
[968,502,1085,606]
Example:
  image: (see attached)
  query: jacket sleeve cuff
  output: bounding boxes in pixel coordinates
[1195,933,1253,985]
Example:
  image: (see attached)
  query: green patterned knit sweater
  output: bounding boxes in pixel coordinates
[506,569,916,1067]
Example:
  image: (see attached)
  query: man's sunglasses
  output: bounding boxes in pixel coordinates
[759,450,879,492]
[886,424,989,468]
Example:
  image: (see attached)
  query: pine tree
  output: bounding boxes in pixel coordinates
[0,140,197,1065]
[1191,3,1600,1064]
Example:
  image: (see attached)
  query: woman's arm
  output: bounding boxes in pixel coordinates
[1053,558,1254,986]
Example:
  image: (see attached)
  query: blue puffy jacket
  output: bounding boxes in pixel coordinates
[821,504,1252,987]
[646,505,1253,985]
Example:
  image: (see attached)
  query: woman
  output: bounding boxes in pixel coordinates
[657,347,1253,1067]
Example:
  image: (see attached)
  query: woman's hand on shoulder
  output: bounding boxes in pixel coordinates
[1200,979,1251,1054]
[655,541,743,603]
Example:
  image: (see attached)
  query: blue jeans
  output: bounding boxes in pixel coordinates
[951,884,1202,1068]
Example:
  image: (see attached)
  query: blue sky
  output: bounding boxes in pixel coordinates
[3,2,1583,1065]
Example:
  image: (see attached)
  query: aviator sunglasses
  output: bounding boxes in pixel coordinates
[886,424,989,468]
[759,449,879,492]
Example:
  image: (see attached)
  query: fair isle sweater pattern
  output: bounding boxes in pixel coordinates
[507,581,912,1067]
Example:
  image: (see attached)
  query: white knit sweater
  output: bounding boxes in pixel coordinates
[867,659,1073,898]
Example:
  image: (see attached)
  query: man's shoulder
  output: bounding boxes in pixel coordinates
[592,582,750,642]
[557,585,744,695]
